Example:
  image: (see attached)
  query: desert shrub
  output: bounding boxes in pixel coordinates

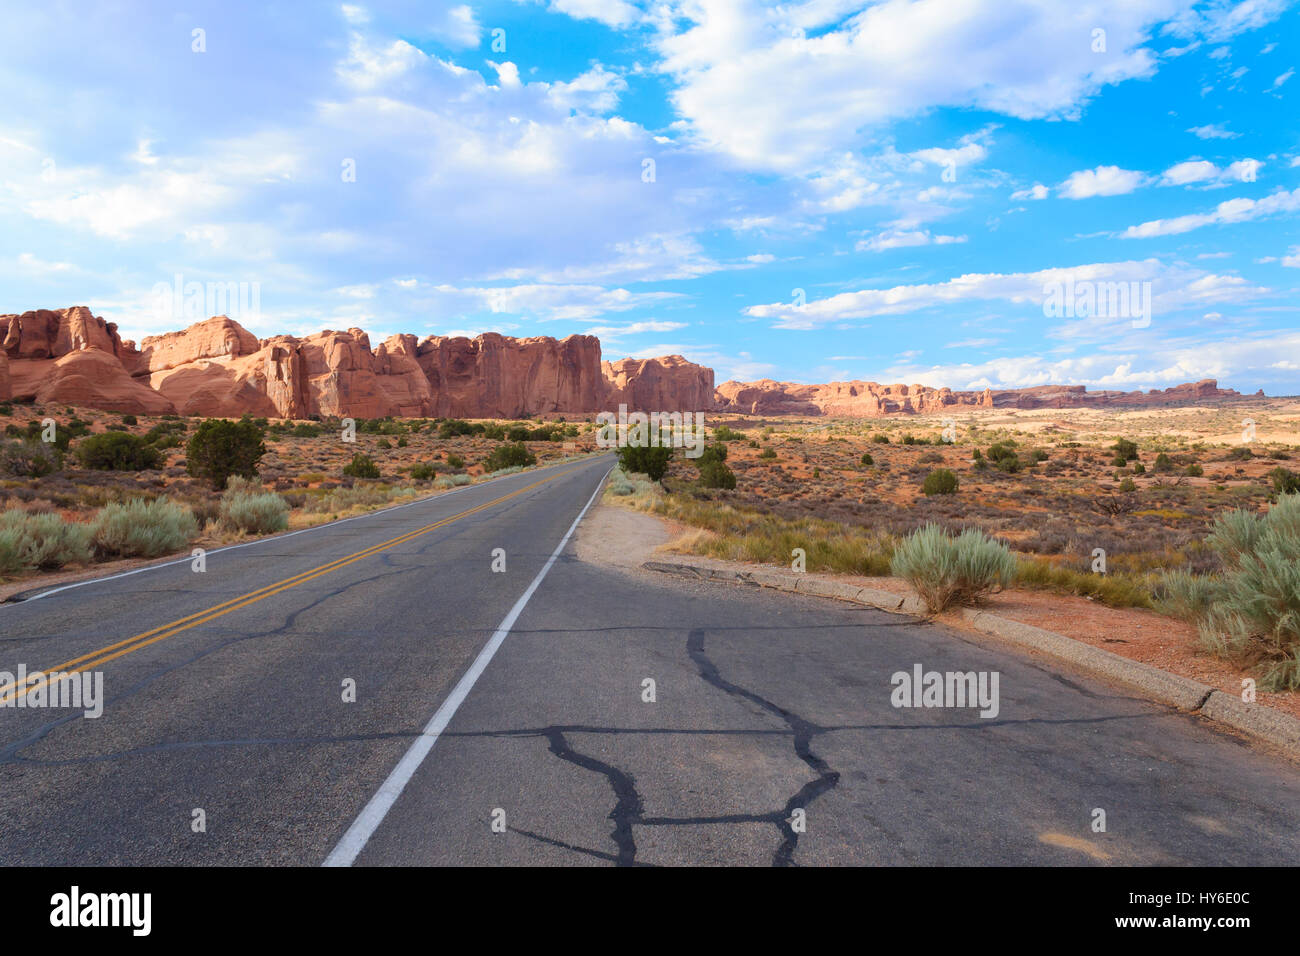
[1269,467,1300,496]
[0,439,60,478]
[1153,452,1175,473]
[1112,438,1139,462]
[191,499,222,530]
[91,498,199,559]
[343,453,381,479]
[376,438,392,449]
[486,442,537,472]
[921,468,959,496]
[76,432,163,471]
[698,442,727,463]
[434,474,472,488]
[0,510,93,572]
[697,457,737,490]
[919,451,944,464]
[759,447,777,459]
[891,524,1016,613]
[218,477,289,534]
[871,433,889,444]
[410,463,436,480]
[713,425,743,441]
[860,452,874,466]
[445,453,465,469]
[996,454,1022,474]
[617,444,672,481]
[1158,494,1300,689]
[186,418,266,489]
[1118,478,1136,492]
[1226,446,1253,461]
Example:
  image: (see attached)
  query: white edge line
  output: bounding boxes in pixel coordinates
[321,465,611,867]
[2,455,608,608]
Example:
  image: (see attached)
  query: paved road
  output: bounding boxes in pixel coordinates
[1,454,1297,866]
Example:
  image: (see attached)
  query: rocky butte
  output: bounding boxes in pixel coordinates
[0,306,1258,418]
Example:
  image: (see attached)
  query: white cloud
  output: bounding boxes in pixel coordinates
[437,5,481,49]
[869,330,1300,391]
[546,64,628,114]
[1060,165,1147,198]
[651,0,1185,173]
[744,259,1264,329]
[1283,246,1300,268]
[1120,186,1300,238]
[427,283,682,321]
[1159,157,1262,186]
[1187,122,1240,139]
[545,0,641,28]
[1011,183,1049,200]
[855,229,967,252]
[1273,68,1294,88]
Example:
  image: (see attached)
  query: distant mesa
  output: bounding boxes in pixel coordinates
[0,306,1256,419]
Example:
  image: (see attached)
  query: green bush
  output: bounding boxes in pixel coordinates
[410,463,436,480]
[713,425,743,441]
[219,477,289,534]
[186,418,266,489]
[1154,452,1175,473]
[91,498,199,559]
[871,433,889,444]
[485,443,537,472]
[1185,463,1204,477]
[860,452,874,466]
[0,439,60,477]
[921,468,959,496]
[1270,467,1300,496]
[759,447,777,459]
[343,452,381,479]
[445,453,465,469]
[617,444,672,481]
[0,510,93,573]
[76,432,163,471]
[891,524,1016,614]
[1112,438,1139,461]
[698,459,736,490]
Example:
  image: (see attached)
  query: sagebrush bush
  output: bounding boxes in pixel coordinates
[433,474,472,488]
[891,524,1016,613]
[219,477,289,534]
[91,498,199,559]
[0,509,93,573]
[1160,494,1300,689]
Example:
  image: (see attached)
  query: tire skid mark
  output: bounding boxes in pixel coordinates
[687,627,841,867]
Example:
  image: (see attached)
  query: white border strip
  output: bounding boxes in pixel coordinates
[322,467,610,867]
[2,455,604,608]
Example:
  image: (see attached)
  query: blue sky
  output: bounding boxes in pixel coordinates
[1,0,1298,394]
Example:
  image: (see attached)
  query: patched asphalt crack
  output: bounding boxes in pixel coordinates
[540,727,643,866]
[687,627,840,866]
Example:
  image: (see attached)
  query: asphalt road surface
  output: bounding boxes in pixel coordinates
[1,453,1297,866]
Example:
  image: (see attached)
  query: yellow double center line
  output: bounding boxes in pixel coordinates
[0,466,580,706]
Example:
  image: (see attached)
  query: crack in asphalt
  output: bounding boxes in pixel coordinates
[686,627,840,867]
[540,728,643,866]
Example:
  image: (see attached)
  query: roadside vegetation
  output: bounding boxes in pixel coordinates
[0,403,599,585]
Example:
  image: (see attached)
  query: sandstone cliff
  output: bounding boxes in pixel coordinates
[0,306,1256,420]
[714,377,1246,417]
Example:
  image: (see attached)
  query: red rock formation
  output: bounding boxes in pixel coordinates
[603,355,717,412]
[714,380,994,416]
[0,306,129,361]
[417,333,607,418]
[715,377,1245,417]
[0,305,1258,420]
[8,349,176,414]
